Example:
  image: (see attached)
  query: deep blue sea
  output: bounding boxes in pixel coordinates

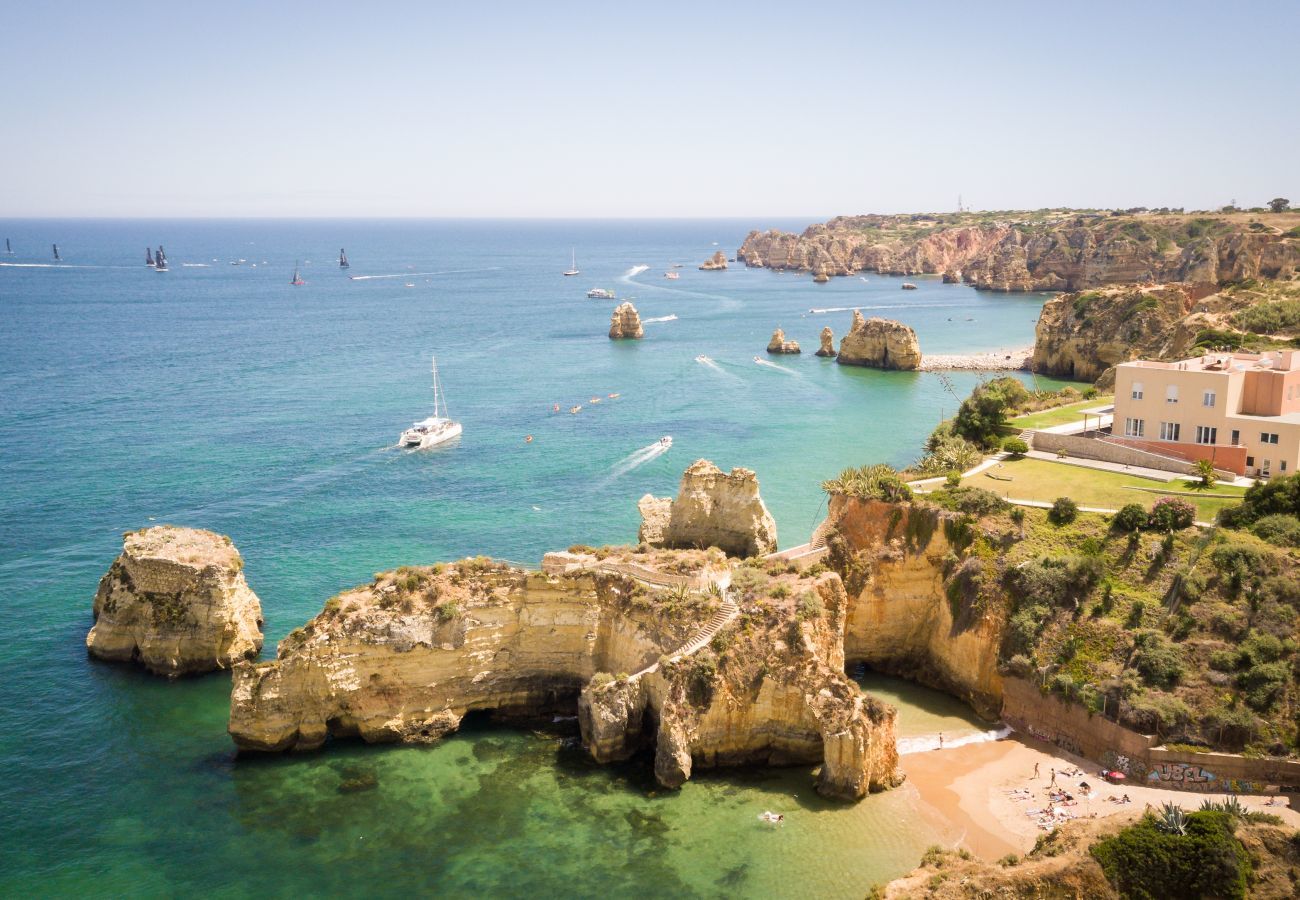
[0,219,1064,897]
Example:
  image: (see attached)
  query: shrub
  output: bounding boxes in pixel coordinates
[1237,661,1289,711]
[590,672,615,687]
[1131,630,1185,689]
[1210,539,1265,594]
[1002,437,1029,457]
[1005,555,1103,609]
[952,377,1031,448]
[1251,513,1300,547]
[1149,497,1196,532]
[1239,630,1285,666]
[797,591,825,619]
[935,485,1007,516]
[1047,496,1078,526]
[1219,473,1300,527]
[916,423,985,475]
[945,471,962,489]
[1111,503,1148,532]
[434,602,461,623]
[821,463,913,502]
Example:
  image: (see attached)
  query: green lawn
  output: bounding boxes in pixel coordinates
[1008,395,1114,430]
[960,456,1247,521]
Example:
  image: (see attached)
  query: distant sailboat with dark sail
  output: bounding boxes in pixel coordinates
[339,248,350,269]
[4,238,13,256]
[146,247,155,267]
[290,261,305,285]
[52,244,61,262]
[155,246,168,271]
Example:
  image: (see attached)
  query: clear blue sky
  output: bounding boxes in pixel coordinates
[2,0,1296,218]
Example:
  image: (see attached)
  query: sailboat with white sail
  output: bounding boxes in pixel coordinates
[563,249,579,276]
[399,356,462,449]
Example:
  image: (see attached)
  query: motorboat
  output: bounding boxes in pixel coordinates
[399,356,462,449]
[587,287,616,299]
[658,436,672,449]
[694,355,712,363]
[663,271,679,279]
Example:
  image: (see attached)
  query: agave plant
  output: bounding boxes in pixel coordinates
[1200,795,1246,818]
[1156,802,1187,835]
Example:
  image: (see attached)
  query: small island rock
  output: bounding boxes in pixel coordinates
[87,526,264,676]
[766,328,801,354]
[699,250,728,271]
[815,326,836,357]
[608,301,644,339]
[836,311,922,370]
[638,459,777,557]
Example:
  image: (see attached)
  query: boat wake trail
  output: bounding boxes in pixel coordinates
[620,264,650,281]
[897,725,1011,755]
[643,314,678,324]
[753,358,800,376]
[604,440,672,482]
[349,266,503,281]
[808,303,965,314]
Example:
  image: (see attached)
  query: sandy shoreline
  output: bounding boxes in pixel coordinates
[903,733,1300,861]
[919,346,1033,371]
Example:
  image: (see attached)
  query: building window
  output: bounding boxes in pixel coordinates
[1247,456,1255,467]
[1203,390,1216,407]
[1261,432,1280,445]
[1125,417,1145,438]
[1196,426,1217,445]
[1283,461,1289,473]
[1159,422,1180,441]
[1166,385,1179,403]
[1131,382,1144,400]
[1231,429,1240,446]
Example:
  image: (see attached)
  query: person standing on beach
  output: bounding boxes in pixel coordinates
[938,733,943,749]
[1050,768,1057,787]
[1033,762,1040,778]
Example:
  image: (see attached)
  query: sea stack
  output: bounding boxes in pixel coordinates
[942,270,962,284]
[766,328,801,354]
[608,301,644,339]
[699,250,728,271]
[87,526,264,676]
[816,326,836,357]
[813,270,830,284]
[637,459,778,557]
[836,310,922,371]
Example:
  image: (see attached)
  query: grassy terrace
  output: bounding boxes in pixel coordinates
[1007,395,1113,430]
[959,456,1247,521]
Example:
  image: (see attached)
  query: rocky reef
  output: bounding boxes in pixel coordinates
[228,549,900,799]
[815,326,836,357]
[766,327,801,354]
[87,526,264,676]
[638,459,778,557]
[836,311,922,370]
[698,250,728,271]
[608,301,643,339]
[738,211,1300,291]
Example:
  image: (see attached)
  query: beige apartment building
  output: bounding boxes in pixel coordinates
[1110,350,1300,478]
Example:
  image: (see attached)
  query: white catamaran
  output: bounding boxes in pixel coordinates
[399,356,462,449]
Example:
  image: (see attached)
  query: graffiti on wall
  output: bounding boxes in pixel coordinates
[1148,763,1214,787]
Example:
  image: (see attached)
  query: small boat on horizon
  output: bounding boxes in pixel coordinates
[664,271,679,279]
[290,262,305,285]
[52,243,61,262]
[146,247,155,267]
[587,287,616,299]
[4,238,13,256]
[399,356,462,449]
[154,246,168,271]
[339,248,350,269]
[563,249,579,276]
[901,282,918,290]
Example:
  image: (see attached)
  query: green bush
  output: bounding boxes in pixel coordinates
[1002,436,1029,457]
[1047,496,1078,526]
[1237,661,1289,712]
[1005,555,1103,609]
[1111,503,1148,532]
[916,423,985,475]
[934,485,1008,516]
[1220,473,1300,527]
[1252,513,1300,546]
[1233,299,1300,335]
[1131,630,1185,689]
[1090,810,1250,899]
[945,471,962,489]
[952,377,1030,449]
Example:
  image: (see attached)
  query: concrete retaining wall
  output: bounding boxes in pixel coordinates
[1029,431,1199,476]
[1001,677,1300,794]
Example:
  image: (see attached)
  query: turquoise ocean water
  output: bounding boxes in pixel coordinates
[0,219,1062,897]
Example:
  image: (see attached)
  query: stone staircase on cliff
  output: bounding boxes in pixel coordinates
[629,593,739,680]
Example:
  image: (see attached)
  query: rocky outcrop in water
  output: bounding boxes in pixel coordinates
[608,301,643,339]
[738,212,1300,291]
[637,459,778,557]
[816,326,836,357]
[699,250,728,271]
[766,328,801,354]
[836,311,922,370]
[87,526,263,676]
[228,551,900,800]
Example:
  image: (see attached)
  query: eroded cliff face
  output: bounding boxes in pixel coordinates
[609,301,644,339]
[1032,282,1247,385]
[87,526,263,676]
[826,498,1005,719]
[638,459,778,557]
[836,311,922,370]
[738,213,1300,292]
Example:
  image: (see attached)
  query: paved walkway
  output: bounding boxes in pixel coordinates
[628,592,739,680]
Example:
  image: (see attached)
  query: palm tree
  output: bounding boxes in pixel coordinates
[1193,459,1217,489]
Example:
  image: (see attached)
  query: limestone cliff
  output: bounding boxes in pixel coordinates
[638,459,778,557]
[1032,281,1263,385]
[738,211,1300,291]
[608,301,643,339]
[766,327,800,354]
[228,552,900,799]
[826,498,1004,719]
[836,311,922,370]
[699,250,728,271]
[87,526,264,676]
